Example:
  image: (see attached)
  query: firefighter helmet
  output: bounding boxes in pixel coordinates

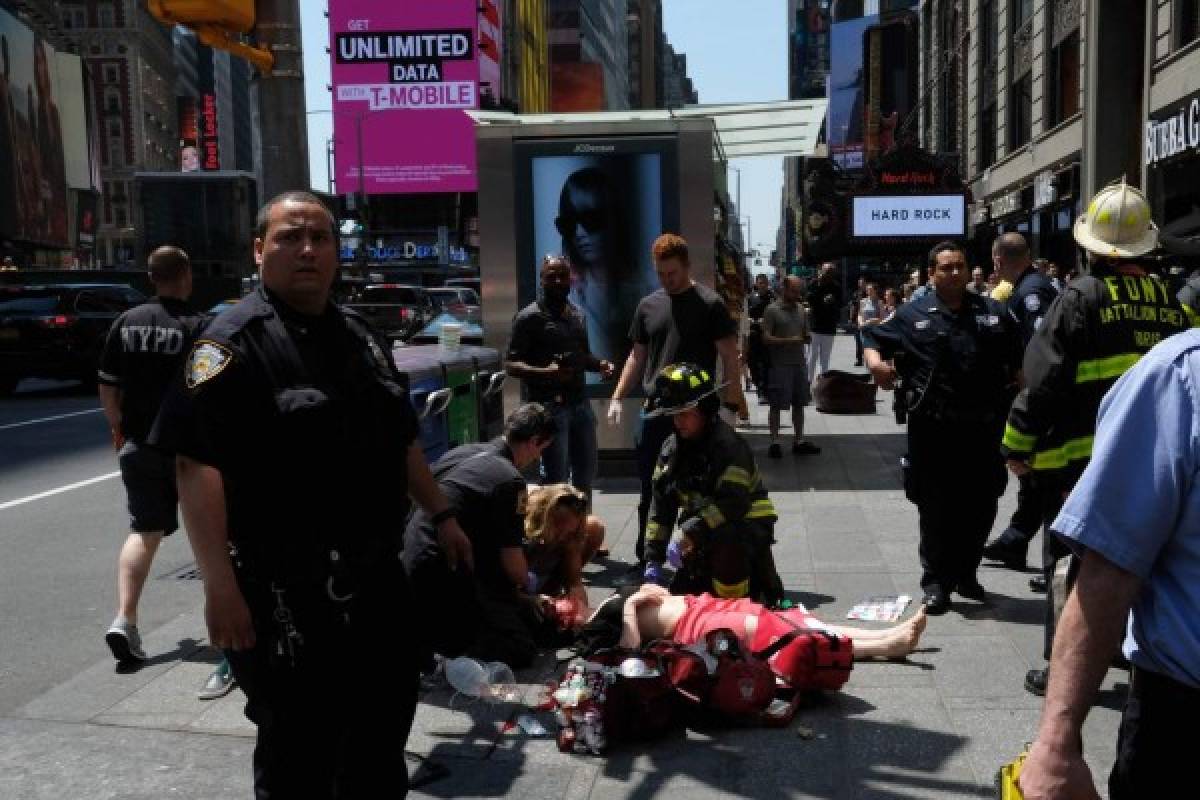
[645,362,723,418]
[1073,179,1158,258]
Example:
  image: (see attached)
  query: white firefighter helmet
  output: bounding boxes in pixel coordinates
[1073,179,1158,258]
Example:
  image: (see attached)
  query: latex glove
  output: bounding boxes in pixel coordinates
[607,398,623,426]
[666,538,684,569]
[643,561,666,586]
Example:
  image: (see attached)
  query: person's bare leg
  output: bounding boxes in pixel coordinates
[829,608,927,660]
[116,532,163,624]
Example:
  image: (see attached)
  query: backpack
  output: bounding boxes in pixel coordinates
[813,369,878,414]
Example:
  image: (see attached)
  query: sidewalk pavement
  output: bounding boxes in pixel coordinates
[1,333,1126,799]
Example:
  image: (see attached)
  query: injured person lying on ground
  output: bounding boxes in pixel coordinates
[565,583,927,663]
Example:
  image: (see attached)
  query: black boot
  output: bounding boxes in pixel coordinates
[981,527,1030,570]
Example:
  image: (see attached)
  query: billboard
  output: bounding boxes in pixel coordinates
[330,1,479,194]
[863,12,918,161]
[514,136,679,375]
[828,14,876,169]
[0,5,69,246]
[788,0,831,100]
[56,53,92,191]
[551,62,606,113]
[851,194,966,237]
[478,0,502,105]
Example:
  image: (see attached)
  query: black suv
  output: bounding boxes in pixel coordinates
[343,284,433,341]
[0,283,146,394]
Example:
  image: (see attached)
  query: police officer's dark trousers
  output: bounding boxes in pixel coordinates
[227,569,419,800]
[1109,666,1200,799]
[908,414,1005,592]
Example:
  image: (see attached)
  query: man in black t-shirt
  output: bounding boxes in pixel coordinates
[97,246,205,665]
[806,262,844,382]
[607,233,739,578]
[506,255,614,497]
[403,404,558,667]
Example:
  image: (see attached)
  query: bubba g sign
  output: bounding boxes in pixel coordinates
[1146,94,1200,168]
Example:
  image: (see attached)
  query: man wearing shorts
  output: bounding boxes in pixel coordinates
[762,276,820,458]
[97,246,204,663]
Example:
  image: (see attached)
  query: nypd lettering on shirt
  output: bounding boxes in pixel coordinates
[975,314,1000,327]
[120,325,185,355]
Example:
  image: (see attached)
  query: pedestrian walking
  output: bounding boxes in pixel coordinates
[863,240,1022,614]
[98,246,205,665]
[761,276,820,457]
[151,191,472,798]
[1000,179,1190,696]
[744,273,774,399]
[607,233,740,584]
[980,233,1060,572]
[805,262,843,382]
[506,254,613,498]
[1017,330,1200,800]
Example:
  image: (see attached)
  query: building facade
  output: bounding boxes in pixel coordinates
[505,0,551,113]
[549,0,631,111]
[626,0,662,109]
[917,1,1200,270]
[60,0,178,267]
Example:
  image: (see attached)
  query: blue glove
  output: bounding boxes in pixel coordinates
[666,538,684,569]
[643,561,666,586]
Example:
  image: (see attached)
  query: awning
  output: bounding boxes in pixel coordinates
[468,99,828,161]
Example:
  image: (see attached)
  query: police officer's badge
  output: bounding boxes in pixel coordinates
[186,341,232,389]
[1024,294,1041,312]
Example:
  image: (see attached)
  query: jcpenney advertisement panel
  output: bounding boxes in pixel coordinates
[513,137,680,382]
[330,1,479,194]
[851,195,966,237]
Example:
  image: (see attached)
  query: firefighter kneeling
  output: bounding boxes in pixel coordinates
[642,363,784,605]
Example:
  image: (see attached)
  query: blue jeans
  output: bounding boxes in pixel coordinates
[540,400,598,493]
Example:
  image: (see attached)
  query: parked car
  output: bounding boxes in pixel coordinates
[343,284,433,341]
[426,287,482,325]
[0,283,146,394]
[444,277,480,296]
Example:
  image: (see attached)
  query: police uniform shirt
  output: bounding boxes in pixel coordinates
[97,297,205,444]
[630,284,737,396]
[402,438,527,595]
[150,288,418,578]
[1052,330,1200,687]
[862,290,1021,418]
[507,300,591,404]
[1006,267,1058,345]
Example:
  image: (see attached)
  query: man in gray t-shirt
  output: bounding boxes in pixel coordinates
[762,276,820,458]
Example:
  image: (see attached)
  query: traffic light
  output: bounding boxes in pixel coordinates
[146,1,273,72]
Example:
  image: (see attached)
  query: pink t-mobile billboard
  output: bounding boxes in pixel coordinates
[330,1,479,194]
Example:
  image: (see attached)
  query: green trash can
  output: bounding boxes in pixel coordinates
[440,349,481,448]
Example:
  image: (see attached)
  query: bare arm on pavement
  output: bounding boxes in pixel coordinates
[176,455,255,651]
[1018,548,1142,800]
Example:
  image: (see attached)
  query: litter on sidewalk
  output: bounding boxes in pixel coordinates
[845,594,911,622]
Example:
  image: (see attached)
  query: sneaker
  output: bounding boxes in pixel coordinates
[768,443,783,459]
[197,661,237,700]
[105,619,147,663]
[792,441,821,455]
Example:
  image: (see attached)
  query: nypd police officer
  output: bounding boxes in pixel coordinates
[152,191,471,798]
[980,232,1059,571]
[863,240,1022,614]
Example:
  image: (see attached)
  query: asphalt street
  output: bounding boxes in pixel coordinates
[0,379,201,715]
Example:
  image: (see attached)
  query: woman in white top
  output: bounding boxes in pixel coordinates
[857,282,883,328]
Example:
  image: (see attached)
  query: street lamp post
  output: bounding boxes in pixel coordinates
[309,108,373,278]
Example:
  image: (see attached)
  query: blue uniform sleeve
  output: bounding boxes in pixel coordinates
[860,308,904,357]
[1051,347,1199,578]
